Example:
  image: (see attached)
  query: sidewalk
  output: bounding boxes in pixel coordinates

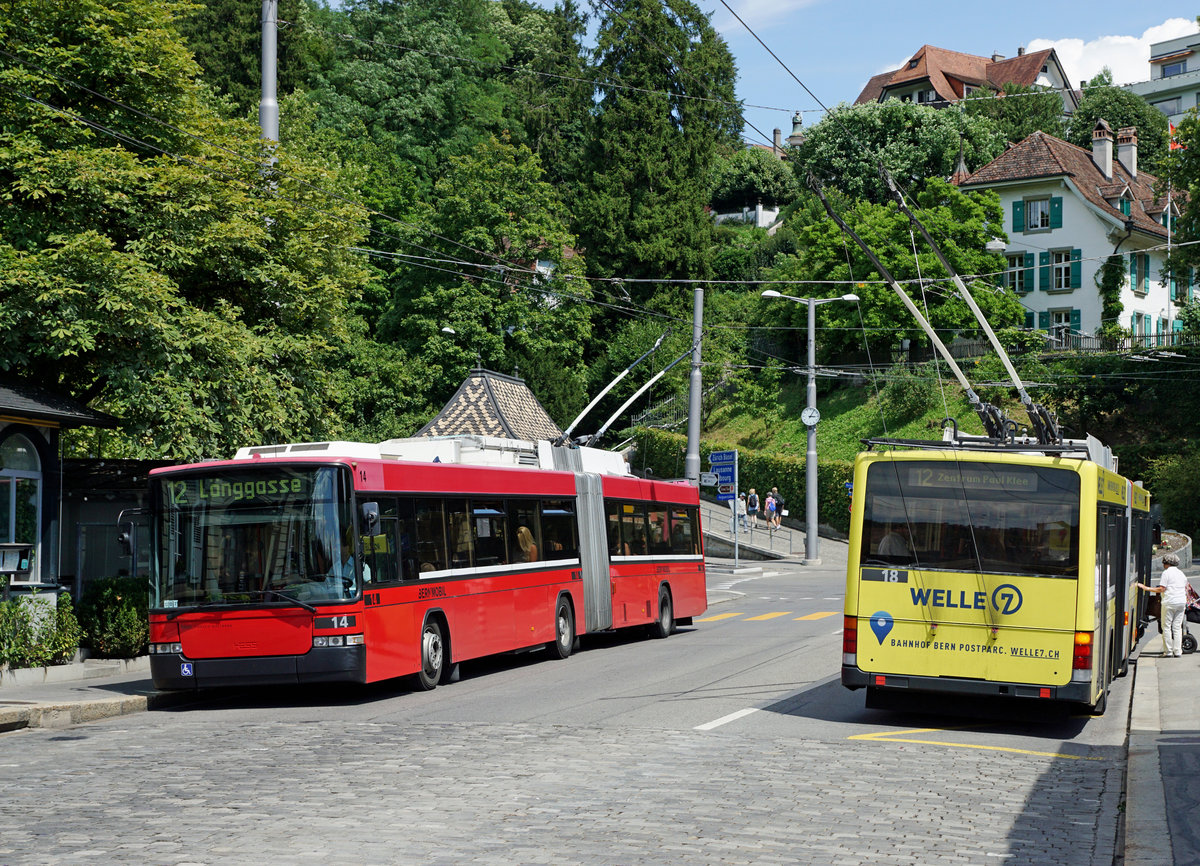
[1125,620,1200,866]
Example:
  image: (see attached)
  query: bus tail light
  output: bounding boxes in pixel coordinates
[1072,631,1093,671]
[313,634,364,648]
[150,643,183,654]
[843,616,857,664]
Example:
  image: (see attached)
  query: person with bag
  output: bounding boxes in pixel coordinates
[746,489,759,528]
[764,494,777,531]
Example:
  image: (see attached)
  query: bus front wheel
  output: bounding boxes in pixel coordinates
[416,620,445,691]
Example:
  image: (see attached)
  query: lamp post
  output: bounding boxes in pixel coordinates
[761,290,859,565]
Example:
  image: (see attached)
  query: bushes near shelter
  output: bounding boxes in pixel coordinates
[0,592,82,669]
[77,577,149,659]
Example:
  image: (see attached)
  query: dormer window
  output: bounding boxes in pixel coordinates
[908,59,919,69]
[1119,198,1131,216]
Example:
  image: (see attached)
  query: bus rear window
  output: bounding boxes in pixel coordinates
[860,460,1081,578]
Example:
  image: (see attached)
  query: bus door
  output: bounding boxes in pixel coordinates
[575,473,612,632]
[1098,509,1127,679]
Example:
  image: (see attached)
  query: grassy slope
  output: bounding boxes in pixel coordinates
[704,378,1006,461]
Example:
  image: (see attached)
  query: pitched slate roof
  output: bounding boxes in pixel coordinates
[0,382,119,428]
[856,45,1057,105]
[957,130,1173,239]
[416,368,563,440]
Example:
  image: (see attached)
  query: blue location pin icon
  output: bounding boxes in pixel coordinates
[870,611,894,644]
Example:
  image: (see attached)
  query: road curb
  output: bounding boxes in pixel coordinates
[0,687,194,733]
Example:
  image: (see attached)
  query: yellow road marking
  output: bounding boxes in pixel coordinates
[795,611,838,621]
[849,727,1101,760]
[745,611,792,621]
[696,612,743,622]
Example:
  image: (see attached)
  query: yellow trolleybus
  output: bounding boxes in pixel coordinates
[842,441,1152,714]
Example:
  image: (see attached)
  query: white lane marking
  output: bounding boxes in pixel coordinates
[694,707,760,731]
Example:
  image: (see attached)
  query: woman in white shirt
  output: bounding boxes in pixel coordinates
[1139,554,1189,657]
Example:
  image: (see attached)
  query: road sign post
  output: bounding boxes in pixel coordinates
[709,450,739,566]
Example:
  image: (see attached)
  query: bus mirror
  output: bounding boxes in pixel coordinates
[117,523,134,554]
[361,502,380,531]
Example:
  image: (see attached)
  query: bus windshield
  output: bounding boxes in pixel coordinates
[152,466,355,608]
[860,459,1081,578]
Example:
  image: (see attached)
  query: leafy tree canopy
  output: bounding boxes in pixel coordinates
[710,146,800,211]
[962,82,1065,144]
[758,179,1022,360]
[0,0,401,460]
[791,100,1007,204]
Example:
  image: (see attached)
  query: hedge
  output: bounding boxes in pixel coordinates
[632,428,855,535]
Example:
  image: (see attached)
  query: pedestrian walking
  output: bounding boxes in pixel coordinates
[770,487,786,530]
[1138,554,1189,657]
[746,489,759,528]
[764,493,777,531]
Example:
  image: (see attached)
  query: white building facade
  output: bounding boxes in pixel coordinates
[959,123,1187,346]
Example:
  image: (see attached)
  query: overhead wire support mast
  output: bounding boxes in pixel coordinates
[878,167,1060,444]
[808,174,1008,441]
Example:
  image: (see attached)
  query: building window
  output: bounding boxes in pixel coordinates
[1162,60,1186,78]
[1119,198,1131,216]
[1049,310,1072,345]
[0,432,42,581]
[1051,251,1073,289]
[908,59,918,69]
[1154,97,1182,117]
[1005,253,1029,292]
[1026,199,1051,230]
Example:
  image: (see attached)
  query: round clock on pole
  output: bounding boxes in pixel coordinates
[801,407,820,426]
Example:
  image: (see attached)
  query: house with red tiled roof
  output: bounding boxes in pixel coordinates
[956,121,1187,344]
[856,45,1077,114]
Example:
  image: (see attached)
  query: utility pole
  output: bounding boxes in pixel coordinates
[683,286,703,484]
[260,0,279,155]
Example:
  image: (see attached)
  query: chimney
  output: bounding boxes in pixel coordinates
[1092,119,1113,180]
[785,112,805,147]
[1117,126,1138,179]
[991,52,1005,63]
[1017,46,1025,56]
[772,128,781,154]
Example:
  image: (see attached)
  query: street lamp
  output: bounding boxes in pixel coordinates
[761,289,859,565]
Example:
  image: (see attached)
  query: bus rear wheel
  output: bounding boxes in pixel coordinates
[547,598,574,659]
[416,620,445,691]
[651,588,674,639]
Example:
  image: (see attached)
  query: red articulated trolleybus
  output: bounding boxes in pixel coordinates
[142,436,707,690]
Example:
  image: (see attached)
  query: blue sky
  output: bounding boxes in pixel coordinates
[588,1,1200,146]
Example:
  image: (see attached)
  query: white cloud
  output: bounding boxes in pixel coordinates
[1028,17,1199,88]
[712,0,822,35]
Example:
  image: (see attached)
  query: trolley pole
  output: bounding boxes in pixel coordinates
[684,286,704,484]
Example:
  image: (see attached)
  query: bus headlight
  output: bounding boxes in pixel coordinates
[313,634,363,648]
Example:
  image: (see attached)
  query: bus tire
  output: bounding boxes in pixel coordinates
[651,588,674,639]
[547,597,575,659]
[416,619,445,691]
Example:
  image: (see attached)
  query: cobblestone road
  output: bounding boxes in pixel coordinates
[1,712,1123,865]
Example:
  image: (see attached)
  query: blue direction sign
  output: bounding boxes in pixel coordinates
[709,450,737,464]
[713,465,734,484]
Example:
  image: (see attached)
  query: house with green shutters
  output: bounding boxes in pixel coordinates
[956,120,1184,346]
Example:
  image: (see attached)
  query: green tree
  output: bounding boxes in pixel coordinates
[963,82,1065,144]
[1067,69,1169,174]
[178,0,329,117]
[710,146,800,211]
[0,0,380,460]
[574,0,742,286]
[759,180,1021,360]
[791,100,1007,203]
[380,135,592,424]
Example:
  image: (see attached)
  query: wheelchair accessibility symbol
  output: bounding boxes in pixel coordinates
[181,663,194,677]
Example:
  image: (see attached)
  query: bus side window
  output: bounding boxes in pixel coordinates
[367,497,401,585]
[415,499,448,574]
[446,498,473,569]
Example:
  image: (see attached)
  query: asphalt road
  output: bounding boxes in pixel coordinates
[0,560,1131,865]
